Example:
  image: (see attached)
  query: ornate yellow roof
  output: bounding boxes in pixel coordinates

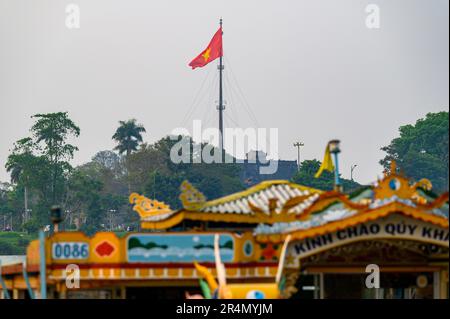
[254,163,449,242]
[198,180,322,215]
[129,163,449,231]
[129,180,323,229]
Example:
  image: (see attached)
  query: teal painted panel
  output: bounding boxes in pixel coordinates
[126,234,234,263]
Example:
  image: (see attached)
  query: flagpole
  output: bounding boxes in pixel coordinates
[218,18,224,159]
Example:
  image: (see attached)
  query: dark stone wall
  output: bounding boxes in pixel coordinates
[239,159,298,186]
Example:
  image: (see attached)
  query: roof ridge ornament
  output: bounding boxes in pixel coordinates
[129,193,172,219]
[179,180,207,211]
[390,160,398,175]
[374,161,435,203]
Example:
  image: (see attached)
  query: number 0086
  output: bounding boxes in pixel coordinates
[52,242,89,260]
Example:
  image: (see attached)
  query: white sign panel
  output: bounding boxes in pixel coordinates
[52,242,89,260]
[287,214,449,266]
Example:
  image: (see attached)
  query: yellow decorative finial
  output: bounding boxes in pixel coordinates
[129,193,172,219]
[390,161,397,175]
[374,161,434,203]
[414,178,433,191]
[179,180,206,211]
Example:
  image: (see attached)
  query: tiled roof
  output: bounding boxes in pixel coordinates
[0,255,25,266]
[201,180,322,216]
[254,195,449,236]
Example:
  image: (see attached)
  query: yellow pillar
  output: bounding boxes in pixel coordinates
[58,282,67,299]
[34,289,41,299]
[440,269,448,299]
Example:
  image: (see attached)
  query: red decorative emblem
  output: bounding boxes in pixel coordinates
[95,241,115,257]
[260,243,279,261]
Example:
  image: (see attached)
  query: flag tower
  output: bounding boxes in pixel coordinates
[218,18,224,156]
[188,19,225,157]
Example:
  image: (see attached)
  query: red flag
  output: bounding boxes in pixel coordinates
[189,27,223,69]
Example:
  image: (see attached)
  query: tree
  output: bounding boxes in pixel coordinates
[126,143,169,193]
[64,169,103,232]
[5,138,34,222]
[112,119,146,194]
[30,112,80,203]
[143,136,244,208]
[112,119,146,157]
[4,112,80,230]
[291,159,362,192]
[380,112,449,192]
[6,138,33,184]
[5,138,53,224]
[92,150,122,171]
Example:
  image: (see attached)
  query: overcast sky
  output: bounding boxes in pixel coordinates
[0,0,448,184]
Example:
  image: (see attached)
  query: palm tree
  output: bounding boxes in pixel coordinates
[112,119,146,194]
[112,119,146,157]
[6,138,35,224]
[6,158,34,225]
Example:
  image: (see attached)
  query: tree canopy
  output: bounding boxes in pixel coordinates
[112,119,146,157]
[380,112,449,192]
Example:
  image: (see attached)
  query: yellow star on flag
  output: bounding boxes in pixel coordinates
[202,48,211,62]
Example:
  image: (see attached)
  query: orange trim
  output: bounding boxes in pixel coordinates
[294,191,369,221]
[140,211,185,229]
[256,202,449,243]
[139,191,448,231]
[415,192,449,210]
[305,266,443,274]
[140,209,304,229]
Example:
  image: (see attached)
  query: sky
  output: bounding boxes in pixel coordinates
[0,0,448,184]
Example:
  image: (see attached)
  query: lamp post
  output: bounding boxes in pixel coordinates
[108,209,117,231]
[293,142,304,171]
[153,169,157,199]
[329,140,342,192]
[39,229,46,299]
[50,206,63,233]
[351,164,358,181]
[65,210,71,230]
[24,208,32,224]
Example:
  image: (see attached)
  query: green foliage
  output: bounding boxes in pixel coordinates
[0,241,17,255]
[31,112,80,163]
[142,136,244,209]
[0,232,34,255]
[112,119,146,156]
[31,112,80,203]
[292,159,362,192]
[22,219,42,234]
[128,237,168,250]
[4,112,81,233]
[3,111,445,248]
[92,151,122,171]
[64,169,103,231]
[380,112,449,192]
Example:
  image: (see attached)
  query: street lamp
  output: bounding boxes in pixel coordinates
[24,208,32,224]
[108,209,117,231]
[293,141,304,171]
[50,206,63,233]
[328,139,342,191]
[64,210,72,230]
[351,164,358,181]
